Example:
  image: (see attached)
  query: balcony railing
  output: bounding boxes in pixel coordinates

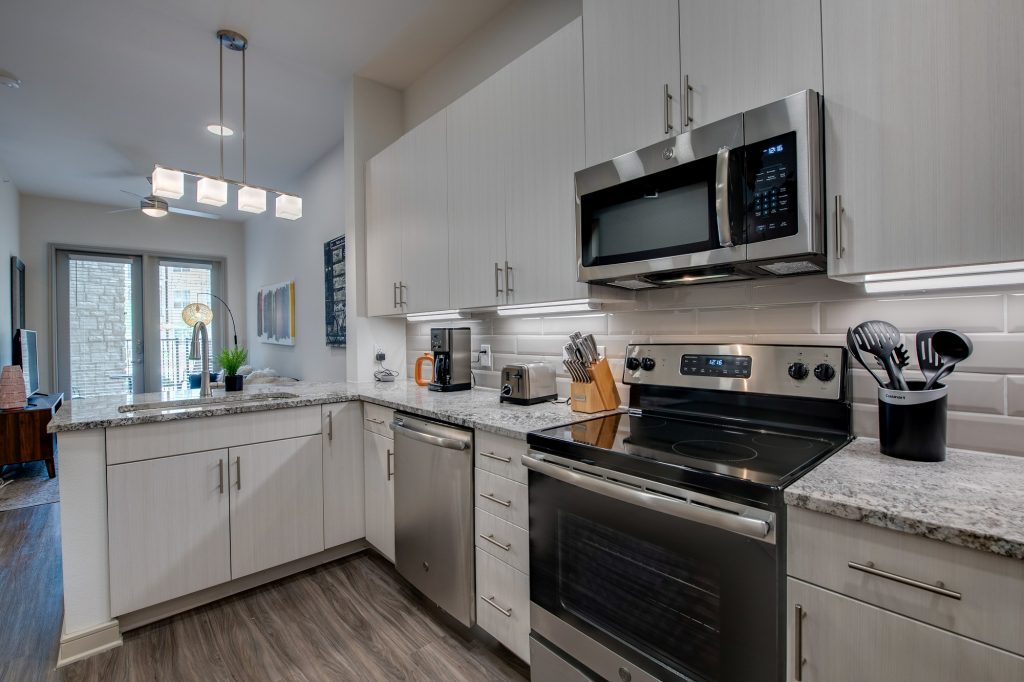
[72,336,215,398]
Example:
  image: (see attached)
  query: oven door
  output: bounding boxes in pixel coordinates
[576,114,746,286]
[525,453,781,682]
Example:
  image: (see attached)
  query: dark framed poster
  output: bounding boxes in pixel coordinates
[324,236,346,347]
[11,256,25,331]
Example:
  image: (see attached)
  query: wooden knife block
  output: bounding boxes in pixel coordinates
[570,358,621,413]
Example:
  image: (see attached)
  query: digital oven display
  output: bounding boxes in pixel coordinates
[680,354,752,378]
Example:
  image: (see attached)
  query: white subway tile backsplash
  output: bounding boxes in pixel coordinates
[607,310,696,335]
[640,281,753,310]
[593,335,650,357]
[751,333,845,347]
[491,316,543,335]
[516,335,569,356]
[752,275,865,305]
[540,313,608,336]
[1006,376,1024,417]
[821,294,1004,334]
[696,307,755,334]
[850,369,1005,415]
[940,334,1024,374]
[477,334,517,354]
[1007,294,1024,332]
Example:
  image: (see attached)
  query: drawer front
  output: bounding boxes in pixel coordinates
[476,548,530,663]
[788,507,1024,655]
[475,430,528,484]
[788,578,1024,682]
[475,508,529,574]
[106,406,322,465]
[475,468,528,530]
[363,403,394,438]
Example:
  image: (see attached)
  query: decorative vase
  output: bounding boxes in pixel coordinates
[0,365,27,409]
[224,375,244,392]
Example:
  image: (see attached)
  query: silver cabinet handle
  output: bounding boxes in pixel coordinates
[504,261,513,297]
[480,492,512,508]
[480,533,512,552]
[400,281,408,306]
[235,456,241,491]
[218,458,224,494]
[481,595,512,617]
[834,195,845,259]
[848,561,961,600]
[663,83,674,134]
[393,282,399,308]
[794,603,806,681]
[715,145,734,247]
[479,451,512,464]
[327,409,333,442]
[494,262,504,297]
[366,417,385,425]
[683,74,694,127]
[386,448,393,481]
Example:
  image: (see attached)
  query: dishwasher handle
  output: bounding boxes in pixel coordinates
[390,421,470,451]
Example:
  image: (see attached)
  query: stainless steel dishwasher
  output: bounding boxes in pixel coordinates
[389,412,475,627]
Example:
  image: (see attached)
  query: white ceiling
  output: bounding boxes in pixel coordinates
[0,0,511,219]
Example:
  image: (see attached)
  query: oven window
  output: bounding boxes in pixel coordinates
[558,511,721,681]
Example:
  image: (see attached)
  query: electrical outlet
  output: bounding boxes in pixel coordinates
[479,344,492,369]
[597,345,606,359]
[374,345,386,362]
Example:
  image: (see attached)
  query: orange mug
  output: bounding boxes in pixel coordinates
[414,353,434,386]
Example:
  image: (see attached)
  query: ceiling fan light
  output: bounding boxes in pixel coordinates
[237,186,266,214]
[141,196,169,217]
[196,176,228,206]
[151,167,184,199]
[206,123,234,136]
[275,194,302,220]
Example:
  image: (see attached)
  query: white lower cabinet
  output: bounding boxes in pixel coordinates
[475,547,530,663]
[228,435,325,579]
[788,579,1024,682]
[108,448,231,615]
[363,429,395,562]
[322,403,365,548]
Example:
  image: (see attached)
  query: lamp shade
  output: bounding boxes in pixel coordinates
[141,196,168,217]
[152,167,184,199]
[182,302,214,327]
[275,194,302,220]
[197,177,228,206]
[238,186,266,214]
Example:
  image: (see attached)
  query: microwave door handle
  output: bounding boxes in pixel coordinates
[715,145,734,247]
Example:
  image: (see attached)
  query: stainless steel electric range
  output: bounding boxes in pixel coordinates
[525,343,852,682]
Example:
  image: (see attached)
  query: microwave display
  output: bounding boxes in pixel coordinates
[745,131,798,243]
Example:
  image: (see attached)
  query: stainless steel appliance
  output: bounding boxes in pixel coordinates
[390,413,475,626]
[500,362,557,405]
[575,90,824,288]
[526,343,852,682]
[429,327,472,392]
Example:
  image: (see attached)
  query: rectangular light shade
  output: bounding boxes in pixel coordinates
[496,299,601,316]
[196,177,228,206]
[275,194,302,220]
[237,186,267,214]
[406,310,467,322]
[151,167,184,199]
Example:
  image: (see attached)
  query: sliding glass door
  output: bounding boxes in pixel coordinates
[157,260,215,391]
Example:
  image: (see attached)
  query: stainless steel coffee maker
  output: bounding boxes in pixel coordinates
[428,327,472,392]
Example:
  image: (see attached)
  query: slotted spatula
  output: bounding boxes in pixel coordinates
[846,327,887,388]
[851,320,909,390]
[918,329,973,390]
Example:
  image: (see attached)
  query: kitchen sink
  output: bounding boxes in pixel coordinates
[118,392,300,413]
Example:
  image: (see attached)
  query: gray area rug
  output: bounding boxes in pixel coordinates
[0,457,59,512]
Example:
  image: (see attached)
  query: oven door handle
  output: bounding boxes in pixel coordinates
[715,145,735,248]
[522,454,771,541]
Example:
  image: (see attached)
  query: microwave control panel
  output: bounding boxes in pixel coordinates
[745,131,798,243]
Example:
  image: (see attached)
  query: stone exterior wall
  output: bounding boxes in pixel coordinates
[68,259,131,397]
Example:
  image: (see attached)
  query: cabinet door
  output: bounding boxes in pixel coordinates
[108,449,230,615]
[366,142,405,316]
[400,110,450,314]
[322,403,365,548]
[363,430,395,562]
[229,435,325,578]
[582,0,682,165]
[506,18,588,306]
[678,0,822,126]
[822,0,1024,277]
[447,67,510,310]
[787,579,1024,681]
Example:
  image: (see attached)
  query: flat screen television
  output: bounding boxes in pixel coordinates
[12,329,39,397]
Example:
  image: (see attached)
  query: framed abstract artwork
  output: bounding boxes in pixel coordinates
[256,280,296,346]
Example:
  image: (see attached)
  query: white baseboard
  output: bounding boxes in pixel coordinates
[57,618,123,668]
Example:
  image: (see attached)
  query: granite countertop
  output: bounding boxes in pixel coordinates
[785,438,1024,560]
[48,379,616,440]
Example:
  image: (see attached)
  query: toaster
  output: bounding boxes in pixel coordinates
[500,362,557,405]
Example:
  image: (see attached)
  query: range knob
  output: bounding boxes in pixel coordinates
[625,357,641,371]
[814,363,836,382]
[640,357,656,371]
[787,362,809,381]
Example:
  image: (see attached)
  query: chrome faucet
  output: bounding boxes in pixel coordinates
[188,321,212,398]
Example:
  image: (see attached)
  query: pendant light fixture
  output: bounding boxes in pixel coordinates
[152,29,302,220]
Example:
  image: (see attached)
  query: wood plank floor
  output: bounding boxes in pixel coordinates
[0,503,529,681]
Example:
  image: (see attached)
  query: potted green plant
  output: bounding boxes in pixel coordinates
[217,346,248,392]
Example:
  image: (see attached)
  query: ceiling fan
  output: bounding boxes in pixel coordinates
[109,189,220,220]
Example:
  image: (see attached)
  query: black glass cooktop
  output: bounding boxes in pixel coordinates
[528,412,848,498]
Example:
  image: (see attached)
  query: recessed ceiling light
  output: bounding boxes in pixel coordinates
[0,70,21,89]
[206,123,234,136]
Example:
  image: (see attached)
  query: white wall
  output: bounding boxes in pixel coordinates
[0,163,18,366]
[403,0,581,130]
[244,143,347,381]
[19,194,246,392]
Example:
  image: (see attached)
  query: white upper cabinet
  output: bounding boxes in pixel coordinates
[447,67,511,310]
[366,143,405,317]
[823,0,1024,277]
[505,18,588,305]
[678,0,823,127]
[582,0,682,165]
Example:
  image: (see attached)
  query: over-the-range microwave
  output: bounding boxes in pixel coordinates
[575,89,824,288]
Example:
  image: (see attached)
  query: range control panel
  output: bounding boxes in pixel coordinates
[624,343,845,400]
